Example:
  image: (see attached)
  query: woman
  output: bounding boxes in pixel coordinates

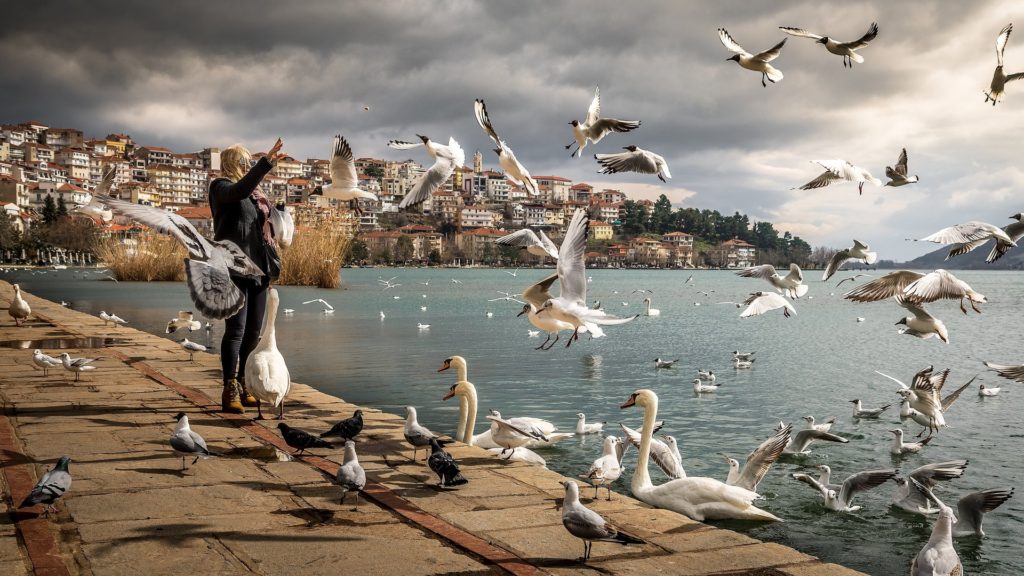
[209,138,286,413]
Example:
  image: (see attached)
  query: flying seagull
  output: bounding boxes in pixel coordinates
[566,86,641,158]
[495,229,559,260]
[320,135,379,213]
[718,28,786,87]
[792,467,896,512]
[823,240,878,281]
[984,213,1024,263]
[780,22,879,67]
[474,99,538,196]
[594,146,672,182]
[737,263,808,298]
[885,148,919,187]
[913,221,1017,260]
[844,269,985,315]
[560,480,645,562]
[984,361,1024,383]
[795,159,881,195]
[388,135,465,209]
[985,23,1024,105]
[739,291,796,318]
[98,194,264,319]
[71,164,114,223]
[19,456,72,515]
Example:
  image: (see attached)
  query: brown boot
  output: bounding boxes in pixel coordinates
[221,379,245,414]
[239,378,258,407]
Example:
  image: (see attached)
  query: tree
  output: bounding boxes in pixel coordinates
[621,200,648,235]
[373,247,392,264]
[428,249,442,265]
[42,195,57,225]
[56,196,68,218]
[648,194,673,234]
[0,213,20,251]
[785,236,812,266]
[394,235,415,263]
[364,164,384,180]
[348,239,369,263]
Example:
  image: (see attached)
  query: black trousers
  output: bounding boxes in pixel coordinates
[221,277,269,385]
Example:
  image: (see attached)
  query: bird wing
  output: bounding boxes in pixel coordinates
[985,361,1024,383]
[997,23,1013,67]
[101,195,209,260]
[1005,72,1024,83]
[188,430,211,454]
[522,273,559,308]
[791,429,847,452]
[538,230,560,258]
[387,140,425,150]
[797,169,843,190]
[735,426,790,491]
[399,139,462,209]
[897,298,936,322]
[823,249,851,281]
[740,292,793,317]
[956,488,1015,535]
[589,118,641,136]
[614,437,628,464]
[330,135,359,190]
[793,473,829,498]
[473,98,502,147]
[987,220,1024,262]
[495,228,542,248]
[841,22,879,50]
[736,264,777,280]
[839,469,896,507]
[718,28,750,55]
[184,258,246,320]
[486,415,547,441]
[919,222,998,245]
[754,38,787,62]
[779,26,824,41]
[585,86,601,126]
[95,164,117,196]
[910,460,969,490]
[902,270,970,303]
[941,375,976,412]
[892,148,908,177]
[595,149,658,176]
[784,263,803,283]
[557,209,589,304]
[843,270,923,302]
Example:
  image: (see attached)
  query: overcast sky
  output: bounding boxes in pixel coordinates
[3,1,1022,259]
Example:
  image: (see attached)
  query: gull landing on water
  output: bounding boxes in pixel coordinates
[795,159,881,195]
[718,28,786,87]
[780,22,879,68]
[986,23,1024,105]
[566,86,641,158]
[595,146,671,182]
[388,135,465,210]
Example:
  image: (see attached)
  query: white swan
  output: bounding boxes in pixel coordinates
[9,284,31,326]
[620,389,781,522]
[642,297,660,316]
[439,356,548,465]
[244,287,291,419]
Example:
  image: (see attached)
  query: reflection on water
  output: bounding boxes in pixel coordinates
[7,266,1024,576]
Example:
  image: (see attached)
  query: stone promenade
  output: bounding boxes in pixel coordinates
[0,281,862,576]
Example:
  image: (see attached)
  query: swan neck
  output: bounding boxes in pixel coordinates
[456,363,468,383]
[260,290,279,347]
[461,383,478,445]
[634,396,656,490]
[456,395,467,443]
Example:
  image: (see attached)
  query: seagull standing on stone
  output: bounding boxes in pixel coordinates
[718,28,787,87]
[823,240,877,281]
[795,160,881,195]
[780,22,879,68]
[913,221,1017,260]
[566,86,641,158]
[404,406,449,461]
[8,283,31,326]
[560,480,645,561]
[985,23,1024,105]
[474,99,538,196]
[320,135,379,213]
[595,146,672,182]
[179,338,207,363]
[169,413,216,470]
[388,135,465,209]
[19,456,72,515]
[32,349,61,376]
[97,194,265,319]
[884,148,919,187]
[58,353,97,382]
[99,311,127,326]
[336,441,366,506]
[580,436,625,500]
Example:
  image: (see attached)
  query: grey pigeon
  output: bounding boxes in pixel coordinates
[427,438,467,488]
[169,413,216,470]
[277,423,333,455]
[19,456,72,515]
[321,409,363,441]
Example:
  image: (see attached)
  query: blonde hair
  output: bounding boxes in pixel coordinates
[220,144,252,182]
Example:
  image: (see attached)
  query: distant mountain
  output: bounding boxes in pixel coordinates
[900,243,1024,270]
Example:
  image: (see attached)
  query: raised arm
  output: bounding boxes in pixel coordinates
[210,138,285,205]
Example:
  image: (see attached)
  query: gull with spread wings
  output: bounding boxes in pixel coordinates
[985,23,1024,105]
[566,86,641,158]
[320,135,379,213]
[495,228,559,260]
[780,22,879,68]
[595,145,671,182]
[388,135,464,209]
[823,240,877,281]
[912,220,1017,261]
[718,28,786,87]
[794,159,881,195]
[884,148,919,187]
[474,99,538,196]
[845,269,986,315]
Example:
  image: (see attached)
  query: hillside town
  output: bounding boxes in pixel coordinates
[0,120,823,267]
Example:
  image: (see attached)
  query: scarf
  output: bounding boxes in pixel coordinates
[250,186,274,245]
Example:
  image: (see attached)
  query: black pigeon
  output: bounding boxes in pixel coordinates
[20,456,72,515]
[278,423,333,454]
[321,409,363,441]
[427,438,468,488]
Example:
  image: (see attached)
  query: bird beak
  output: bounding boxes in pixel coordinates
[437,363,450,373]
[442,389,455,401]
[516,309,527,317]
[620,396,636,409]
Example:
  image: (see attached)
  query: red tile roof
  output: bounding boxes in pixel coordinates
[176,206,212,220]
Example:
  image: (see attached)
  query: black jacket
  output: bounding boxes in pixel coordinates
[209,157,276,277]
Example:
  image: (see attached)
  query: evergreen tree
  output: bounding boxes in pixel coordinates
[42,195,58,225]
[348,239,369,263]
[649,194,673,234]
[56,196,69,218]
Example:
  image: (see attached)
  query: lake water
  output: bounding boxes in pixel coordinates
[7,266,1023,575]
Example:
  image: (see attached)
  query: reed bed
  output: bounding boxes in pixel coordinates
[277,226,351,288]
[97,235,186,281]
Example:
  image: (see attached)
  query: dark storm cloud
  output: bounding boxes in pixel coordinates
[2,0,1021,259]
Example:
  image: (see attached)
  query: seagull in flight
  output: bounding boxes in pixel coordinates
[595,146,671,182]
[823,240,877,281]
[884,148,919,187]
[566,87,641,158]
[718,28,786,87]
[844,269,985,315]
[72,164,114,223]
[489,290,525,304]
[912,221,1017,260]
[378,277,401,290]
[495,229,559,260]
[795,160,881,195]
[321,135,379,213]
[737,263,808,298]
[388,135,465,209]
[835,273,872,287]
[474,99,538,196]
[780,22,879,68]
[505,267,521,277]
[303,299,335,314]
[986,23,1024,105]
[739,291,796,318]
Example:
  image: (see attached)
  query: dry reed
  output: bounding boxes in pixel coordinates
[97,235,186,281]
[277,226,351,288]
